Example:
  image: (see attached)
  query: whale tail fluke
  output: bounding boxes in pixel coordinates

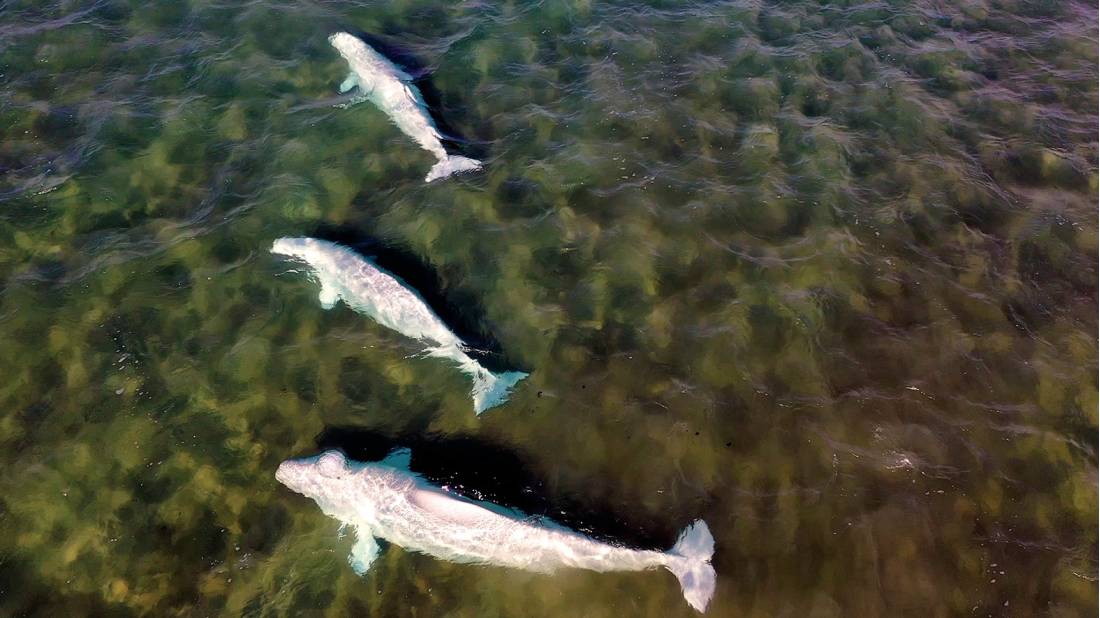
[428,346,526,414]
[471,368,527,415]
[666,520,716,613]
[425,154,482,182]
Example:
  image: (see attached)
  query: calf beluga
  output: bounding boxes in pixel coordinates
[329,32,481,182]
[276,449,717,612]
[272,237,527,414]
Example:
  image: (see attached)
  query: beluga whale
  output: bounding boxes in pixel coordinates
[272,237,527,414]
[276,449,717,613]
[329,31,482,182]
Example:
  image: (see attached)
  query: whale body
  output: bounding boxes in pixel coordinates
[272,237,526,414]
[276,450,717,613]
[329,32,481,182]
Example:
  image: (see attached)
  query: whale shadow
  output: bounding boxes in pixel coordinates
[313,426,685,551]
[307,223,519,373]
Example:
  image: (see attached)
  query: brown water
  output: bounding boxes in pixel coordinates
[0,0,1096,615]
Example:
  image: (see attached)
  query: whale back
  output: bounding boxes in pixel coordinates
[410,488,508,526]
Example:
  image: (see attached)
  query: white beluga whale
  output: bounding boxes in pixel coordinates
[276,449,717,613]
[272,237,527,414]
[329,31,482,182]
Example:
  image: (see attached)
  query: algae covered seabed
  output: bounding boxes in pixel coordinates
[1,0,1096,616]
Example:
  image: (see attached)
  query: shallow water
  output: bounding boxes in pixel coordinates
[0,0,1097,615]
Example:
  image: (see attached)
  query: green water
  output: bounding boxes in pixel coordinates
[1,0,1096,615]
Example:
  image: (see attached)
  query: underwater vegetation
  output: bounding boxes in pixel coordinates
[0,0,1096,616]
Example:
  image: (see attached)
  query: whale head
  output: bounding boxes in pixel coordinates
[277,451,412,529]
[271,236,317,261]
[276,450,351,496]
[276,450,376,522]
[329,32,362,59]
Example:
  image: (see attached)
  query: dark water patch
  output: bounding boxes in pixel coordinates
[9,257,69,286]
[494,176,553,220]
[169,409,245,469]
[0,557,135,617]
[337,356,402,407]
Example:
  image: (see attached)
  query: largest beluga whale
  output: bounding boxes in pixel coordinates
[272,237,527,414]
[329,32,482,182]
[276,449,717,613]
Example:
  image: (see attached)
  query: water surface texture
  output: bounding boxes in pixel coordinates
[1,0,1097,615]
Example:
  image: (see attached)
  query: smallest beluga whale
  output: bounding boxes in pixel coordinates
[276,449,717,613]
[272,237,527,414]
[329,32,482,182]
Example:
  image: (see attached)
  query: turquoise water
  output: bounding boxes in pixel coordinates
[1,0,1096,615]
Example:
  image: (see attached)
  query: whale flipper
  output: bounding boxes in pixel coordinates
[318,281,340,309]
[381,447,411,469]
[349,531,380,575]
[339,71,359,94]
